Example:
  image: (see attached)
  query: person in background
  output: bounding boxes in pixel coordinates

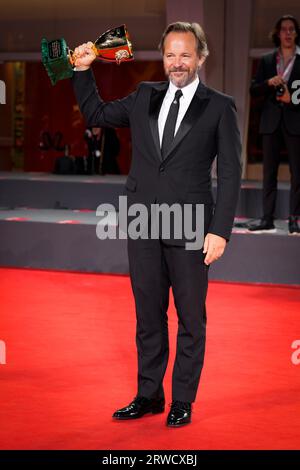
[249,14,300,234]
[84,127,120,175]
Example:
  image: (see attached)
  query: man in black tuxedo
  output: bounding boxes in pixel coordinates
[249,15,300,234]
[72,22,241,427]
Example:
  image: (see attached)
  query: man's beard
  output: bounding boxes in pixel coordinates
[166,67,198,88]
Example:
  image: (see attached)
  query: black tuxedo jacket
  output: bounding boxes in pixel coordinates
[72,69,242,242]
[250,51,300,135]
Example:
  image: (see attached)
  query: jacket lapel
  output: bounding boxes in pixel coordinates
[288,54,300,87]
[148,81,210,163]
[149,83,168,161]
[162,82,210,163]
[268,51,277,76]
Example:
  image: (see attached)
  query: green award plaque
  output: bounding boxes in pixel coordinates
[41,38,74,85]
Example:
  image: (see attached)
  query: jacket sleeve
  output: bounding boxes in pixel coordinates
[71,68,138,128]
[208,98,242,241]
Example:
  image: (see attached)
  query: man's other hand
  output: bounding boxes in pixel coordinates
[267,75,285,87]
[203,233,226,265]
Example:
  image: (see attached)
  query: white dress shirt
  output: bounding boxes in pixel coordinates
[158,76,199,147]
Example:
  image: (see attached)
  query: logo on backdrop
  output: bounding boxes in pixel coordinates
[291,339,300,365]
[0,340,6,365]
[0,80,6,104]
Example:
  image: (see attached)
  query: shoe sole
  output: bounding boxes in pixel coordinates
[166,420,191,428]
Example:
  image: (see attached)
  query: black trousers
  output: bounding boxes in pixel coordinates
[128,237,209,403]
[262,120,300,218]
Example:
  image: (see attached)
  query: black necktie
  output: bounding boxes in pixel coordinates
[161,89,183,159]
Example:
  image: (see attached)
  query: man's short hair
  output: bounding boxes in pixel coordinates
[158,22,209,58]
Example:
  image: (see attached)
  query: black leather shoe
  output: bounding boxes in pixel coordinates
[112,396,165,420]
[248,217,276,233]
[167,401,192,427]
[288,216,300,235]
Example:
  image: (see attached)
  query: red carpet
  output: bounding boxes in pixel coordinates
[0,267,299,450]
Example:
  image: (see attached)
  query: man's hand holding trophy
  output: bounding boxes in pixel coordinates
[41,25,133,85]
[72,42,97,71]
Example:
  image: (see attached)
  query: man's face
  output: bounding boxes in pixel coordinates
[278,20,297,49]
[163,32,205,88]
